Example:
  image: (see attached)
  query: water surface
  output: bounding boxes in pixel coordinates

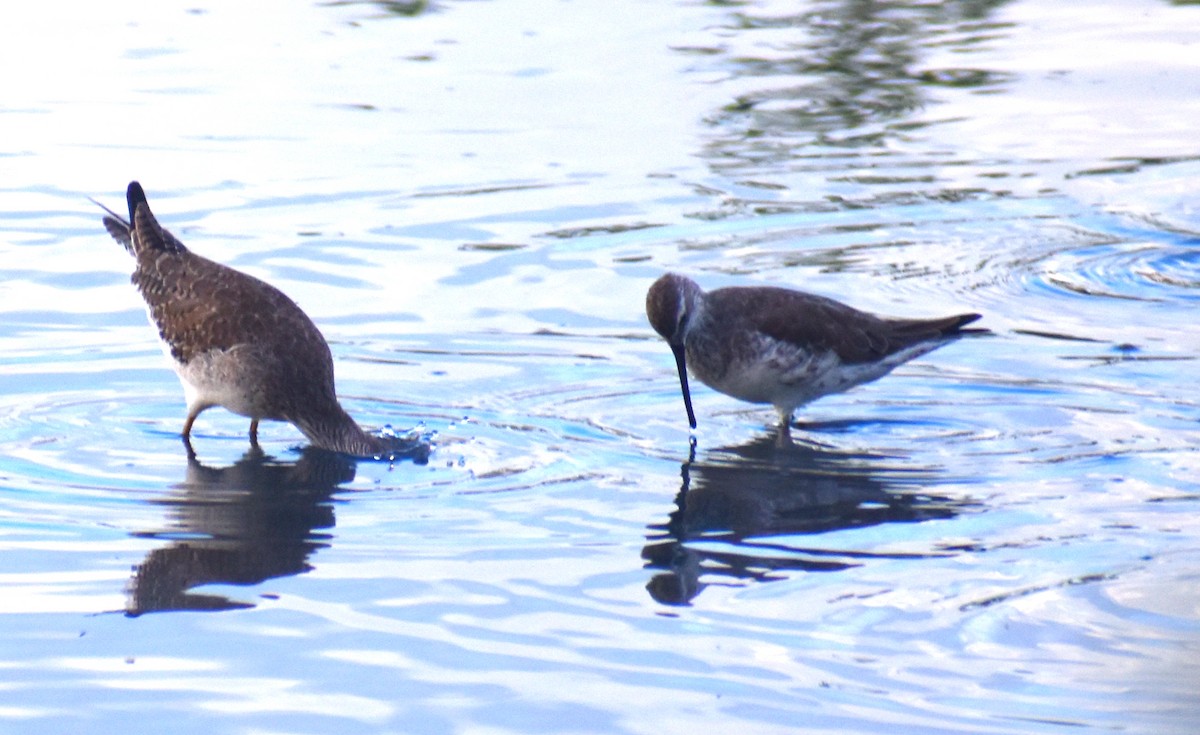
[1,0,1198,732]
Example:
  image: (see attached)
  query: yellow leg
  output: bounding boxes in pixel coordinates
[182,410,199,441]
[775,410,794,448]
[181,409,201,457]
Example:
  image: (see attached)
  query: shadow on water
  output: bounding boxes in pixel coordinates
[642,434,975,606]
[125,446,361,616]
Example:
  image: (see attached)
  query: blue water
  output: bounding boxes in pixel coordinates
[2,0,1198,733]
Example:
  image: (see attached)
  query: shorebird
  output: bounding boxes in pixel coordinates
[646,272,982,437]
[97,181,400,457]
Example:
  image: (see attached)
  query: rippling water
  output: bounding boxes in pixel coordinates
[2,0,1198,732]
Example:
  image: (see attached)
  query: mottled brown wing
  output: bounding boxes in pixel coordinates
[127,192,334,381]
[133,249,323,364]
[97,203,134,253]
[103,218,132,251]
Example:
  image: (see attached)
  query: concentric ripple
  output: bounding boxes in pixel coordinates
[1037,238,1200,303]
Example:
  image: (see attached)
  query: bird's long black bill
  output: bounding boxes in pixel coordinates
[670,344,697,430]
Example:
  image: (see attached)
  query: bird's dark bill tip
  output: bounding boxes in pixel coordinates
[670,344,697,430]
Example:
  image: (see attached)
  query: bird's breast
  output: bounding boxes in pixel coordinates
[687,331,825,405]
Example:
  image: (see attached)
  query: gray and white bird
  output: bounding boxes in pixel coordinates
[646,272,982,437]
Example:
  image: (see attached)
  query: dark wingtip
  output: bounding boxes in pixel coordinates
[947,313,983,334]
[952,313,992,337]
[121,181,188,255]
[126,181,147,222]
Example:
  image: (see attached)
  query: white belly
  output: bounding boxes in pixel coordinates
[172,346,284,420]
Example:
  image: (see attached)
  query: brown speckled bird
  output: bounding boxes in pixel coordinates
[98,181,391,456]
[646,272,982,437]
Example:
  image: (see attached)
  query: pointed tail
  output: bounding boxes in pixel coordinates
[90,188,133,254]
[885,312,987,349]
[942,312,984,335]
[93,181,188,257]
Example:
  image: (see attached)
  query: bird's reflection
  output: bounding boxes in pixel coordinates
[126,446,357,616]
[643,433,973,605]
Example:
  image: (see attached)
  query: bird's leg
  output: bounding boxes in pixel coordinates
[775,409,795,448]
[249,418,260,446]
[182,410,199,442]
[180,409,201,458]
